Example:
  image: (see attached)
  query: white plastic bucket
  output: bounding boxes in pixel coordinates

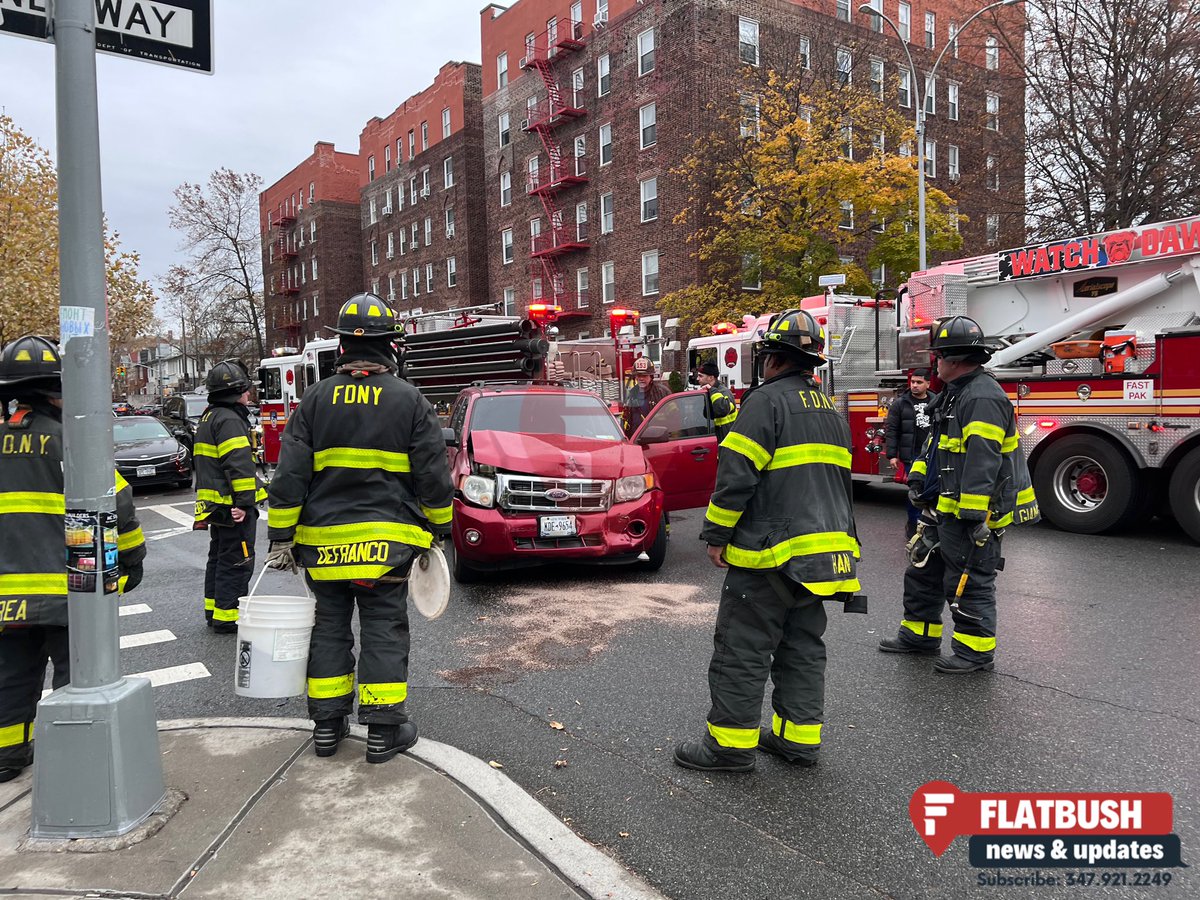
[234,570,316,699]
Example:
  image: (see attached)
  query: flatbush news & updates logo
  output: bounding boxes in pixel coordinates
[910,781,1187,886]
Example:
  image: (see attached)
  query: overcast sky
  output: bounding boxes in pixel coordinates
[1,0,489,304]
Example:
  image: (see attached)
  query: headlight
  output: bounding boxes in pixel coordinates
[461,474,496,508]
[615,473,653,502]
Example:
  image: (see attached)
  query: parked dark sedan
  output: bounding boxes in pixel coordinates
[114,416,192,489]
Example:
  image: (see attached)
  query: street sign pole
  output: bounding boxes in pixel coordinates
[30,0,165,839]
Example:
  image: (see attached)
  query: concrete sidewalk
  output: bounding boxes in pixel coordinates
[0,717,662,900]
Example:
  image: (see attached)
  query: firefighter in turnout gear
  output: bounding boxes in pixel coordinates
[697,361,738,442]
[266,294,454,764]
[0,336,146,783]
[878,316,1039,673]
[621,356,670,436]
[675,310,860,773]
[193,359,266,633]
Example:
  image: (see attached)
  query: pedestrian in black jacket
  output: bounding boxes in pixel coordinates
[885,369,937,538]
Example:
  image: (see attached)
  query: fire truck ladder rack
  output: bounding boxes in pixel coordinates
[520,18,590,322]
[402,318,549,406]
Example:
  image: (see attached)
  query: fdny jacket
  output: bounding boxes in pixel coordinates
[707,385,738,442]
[701,370,860,595]
[0,403,147,627]
[266,370,454,581]
[909,368,1039,528]
[193,401,266,526]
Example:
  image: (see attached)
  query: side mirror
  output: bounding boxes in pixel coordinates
[442,427,458,447]
[637,425,670,445]
[172,429,188,441]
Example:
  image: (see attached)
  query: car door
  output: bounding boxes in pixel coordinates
[631,391,718,511]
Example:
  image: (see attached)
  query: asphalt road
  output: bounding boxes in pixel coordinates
[119,483,1200,899]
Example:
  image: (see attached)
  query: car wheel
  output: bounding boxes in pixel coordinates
[639,515,668,572]
[1032,435,1144,534]
[451,545,483,584]
[1168,446,1200,544]
[177,477,193,490]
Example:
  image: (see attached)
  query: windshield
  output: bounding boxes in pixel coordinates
[469,393,624,441]
[114,418,172,443]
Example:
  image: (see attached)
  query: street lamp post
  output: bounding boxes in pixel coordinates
[859,0,1020,272]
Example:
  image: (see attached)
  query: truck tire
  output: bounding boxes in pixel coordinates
[451,546,483,584]
[639,515,668,572]
[1033,435,1144,534]
[1167,446,1200,544]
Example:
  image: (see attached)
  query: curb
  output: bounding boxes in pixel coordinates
[159,717,664,900]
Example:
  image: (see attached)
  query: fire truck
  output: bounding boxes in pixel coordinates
[685,215,1200,543]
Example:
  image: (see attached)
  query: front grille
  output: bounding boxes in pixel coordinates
[497,474,611,512]
[119,453,176,469]
[514,535,605,550]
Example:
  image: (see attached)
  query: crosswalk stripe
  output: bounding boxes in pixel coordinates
[129,662,211,687]
[145,504,196,528]
[148,527,194,542]
[119,603,152,617]
[119,629,176,649]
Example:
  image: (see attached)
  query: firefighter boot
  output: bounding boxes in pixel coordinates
[366,721,418,764]
[933,654,995,674]
[878,636,940,655]
[673,737,755,773]
[313,716,350,758]
[0,765,27,784]
[756,729,818,767]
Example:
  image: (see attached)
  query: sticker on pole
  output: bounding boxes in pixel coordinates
[59,307,95,346]
[65,510,120,594]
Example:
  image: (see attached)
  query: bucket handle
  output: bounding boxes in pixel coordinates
[246,563,311,605]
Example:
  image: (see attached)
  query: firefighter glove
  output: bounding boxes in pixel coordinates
[265,541,299,573]
[907,482,928,508]
[970,521,992,546]
[120,562,143,594]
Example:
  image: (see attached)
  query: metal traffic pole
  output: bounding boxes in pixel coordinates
[31,0,165,839]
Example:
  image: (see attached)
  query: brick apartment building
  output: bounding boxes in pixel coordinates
[359,62,490,315]
[259,142,364,350]
[480,0,1026,358]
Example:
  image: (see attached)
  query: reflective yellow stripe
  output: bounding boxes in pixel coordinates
[720,432,771,469]
[961,420,1007,444]
[705,501,742,528]
[231,477,258,493]
[953,632,996,652]
[714,411,738,427]
[0,573,67,595]
[910,459,927,477]
[902,619,944,638]
[306,564,393,581]
[117,527,145,551]
[772,714,822,745]
[992,512,1014,528]
[0,721,32,749]
[958,492,991,512]
[1017,486,1036,505]
[938,435,964,453]
[197,489,233,505]
[722,532,860,569]
[940,426,1020,455]
[268,506,302,529]
[295,521,432,549]
[420,504,453,525]
[706,722,759,749]
[212,606,239,622]
[767,443,852,470]
[115,472,129,492]
[192,443,217,458]
[308,673,355,699]
[217,436,251,457]
[255,487,269,502]
[359,682,408,705]
[204,598,215,611]
[0,491,65,515]
[937,495,960,515]
[802,577,861,596]
[313,447,411,473]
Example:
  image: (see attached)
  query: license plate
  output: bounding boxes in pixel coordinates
[539,515,577,538]
[136,466,155,478]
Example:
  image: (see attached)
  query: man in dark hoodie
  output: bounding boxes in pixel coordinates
[886,368,937,539]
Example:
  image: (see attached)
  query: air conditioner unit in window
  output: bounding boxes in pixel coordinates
[949,173,961,183]
[520,55,532,69]
[446,225,456,239]
[521,118,531,131]
[386,252,394,260]
[382,206,392,216]
[420,186,431,198]
[594,11,608,26]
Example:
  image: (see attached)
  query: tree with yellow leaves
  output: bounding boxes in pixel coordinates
[0,114,157,348]
[662,70,962,332]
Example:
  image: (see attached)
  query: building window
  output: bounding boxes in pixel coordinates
[641,314,662,362]
[442,107,452,139]
[411,222,420,249]
[445,208,456,239]
[502,228,514,264]
[574,135,586,176]
[577,268,589,307]
[412,267,421,296]
[925,75,937,115]
[386,233,395,259]
[925,11,936,49]
[425,217,433,245]
[638,28,656,75]
[385,145,392,172]
[899,2,911,41]
[547,17,558,55]
[442,156,453,189]
[986,93,1000,131]
[500,171,512,206]
[640,177,658,222]
[837,48,852,85]
[408,129,415,161]
[865,0,882,32]
[798,36,811,70]
[948,144,960,180]
[599,123,613,165]
[387,274,395,301]
[309,182,315,203]
[369,197,377,224]
[368,156,376,181]
[869,58,884,99]
[401,276,408,300]
[532,276,543,299]
[310,221,316,242]
[576,201,588,240]
[873,130,885,157]
[986,35,999,70]
[497,52,508,89]
[498,113,511,148]
[738,17,759,66]
[837,0,851,22]
[839,201,854,230]
[421,122,429,151]
[602,261,616,303]
[641,250,660,296]
[841,123,854,160]
[924,140,936,177]
[369,279,378,297]
[986,214,1000,245]
[949,22,959,57]
[740,94,760,138]
[601,192,614,233]
[572,67,584,107]
[639,103,657,148]
[742,253,762,290]
[371,240,379,266]
[898,68,911,107]
[311,257,318,280]
[503,287,516,316]
[399,229,407,255]
[987,155,999,191]
[948,82,960,121]
[410,175,418,205]
[597,54,610,96]
[426,262,434,289]
[421,168,430,196]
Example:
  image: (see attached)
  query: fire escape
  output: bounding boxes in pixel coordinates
[273,211,302,345]
[520,18,590,321]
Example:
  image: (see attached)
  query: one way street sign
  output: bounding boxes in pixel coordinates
[0,0,212,73]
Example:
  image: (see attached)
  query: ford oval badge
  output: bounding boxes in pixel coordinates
[545,488,571,502]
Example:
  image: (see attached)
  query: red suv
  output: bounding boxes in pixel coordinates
[444,384,719,582]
